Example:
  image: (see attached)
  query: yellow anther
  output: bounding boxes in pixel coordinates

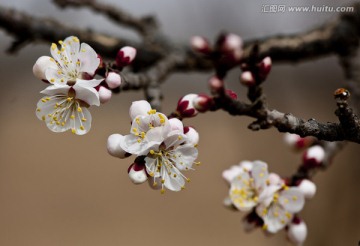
[81,49,86,52]
[137,139,141,143]
[262,209,268,216]
[61,122,65,126]
[56,121,60,125]
[194,144,198,148]
[186,178,191,182]
[147,109,157,115]
[80,126,85,130]
[259,172,264,178]
[262,224,268,230]
[46,97,50,101]
[285,212,292,219]
[58,40,63,45]
[181,186,185,190]
[41,115,46,121]
[41,99,46,103]
[273,212,279,217]
[36,108,41,112]
[253,196,258,202]
[281,219,286,224]
[161,179,165,184]
[77,107,82,112]
[266,179,270,185]
[70,115,75,119]
[282,184,289,190]
[71,128,76,134]
[57,70,62,75]
[178,136,183,140]
[153,182,158,187]
[132,128,138,133]
[57,51,61,54]
[72,37,79,42]
[60,47,65,52]
[195,162,201,166]
[149,172,154,177]
[160,189,165,194]
[49,57,55,62]
[67,97,72,102]
[140,132,145,139]
[51,43,57,50]
[283,198,289,204]
[81,117,87,122]
[76,61,80,65]
[135,118,140,124]
[292,196,298,201]
[160,119,165,124]
[173,174,177,178]
[150,150,155,155]
[60,79,64,83]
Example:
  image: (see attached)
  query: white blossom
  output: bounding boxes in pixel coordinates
[35,36,102,135]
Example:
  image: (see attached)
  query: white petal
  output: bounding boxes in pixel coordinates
[71,105,92,135]
[258,185,281,207]
[184,127,199,146]
[45,67,68,85]
[145,157,160,178]
[169,118,184,132]
[78,42,100,76]
[256,203,291,233]
[279,188,305,213]
[107,134,128,159]
[73,79,102,106]
[251,160,269,192]
[163,131,186,149]
[129,100,152,120]
[222,166,244,184]
[239,161,253,171]
[305,145,325,163]
[120,133,161,156]
[229,172,257,212]
[33,56,58,80]
[172,144,198,171]
[163,167,186,191]
[40,84,70,96]
[63,36,80,63]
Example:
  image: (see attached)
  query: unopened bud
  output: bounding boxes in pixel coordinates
[193,94,213,112]
[33,56,58,81]
[169,118,184,132]
[105,72,121,89]
[98,86,112,104]
[129,100,152,120]
[190,36,211,54]
[218,33,243,61]
[297,179,316,199]
[226,89,238,100]
[208,76,224,94]
[128,162,148,184]
[302,145,325,168]
[184,126,199,146]
[240,71,255,87]
[287,218,307,246]
[116,46,137,67]
[107,134,129,159]
[177,94,198,118]
[258,56,272,81]
[284,133,314,150]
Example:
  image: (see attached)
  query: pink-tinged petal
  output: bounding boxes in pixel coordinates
[129,100,152,120]
[73,79,101,106]
[279,188,305,213]
[287,220,307,245]
[168,118,184,132]
[297,179,316,199]
[105,72,121,89]
[40,84,70,96]
[184,126,199,146]
[33,56,58,80]
[45,67,68,85]
[78,43,100,76]
[98,86,112,104]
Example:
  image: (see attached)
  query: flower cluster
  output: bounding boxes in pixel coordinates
[107,100,200,194]
[33,36,136,135]
[223,160,315,245]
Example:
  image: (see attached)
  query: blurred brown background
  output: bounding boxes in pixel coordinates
[0,0,359,245]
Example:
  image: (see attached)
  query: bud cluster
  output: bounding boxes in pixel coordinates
[240,56,272,87]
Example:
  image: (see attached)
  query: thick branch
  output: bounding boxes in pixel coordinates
[53,0,157,37]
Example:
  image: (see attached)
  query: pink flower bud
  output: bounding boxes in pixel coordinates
[218,33,243,61]
[208,76,224,94]
[177,94,198,118]
[98,86,112,104]
[190,36,211,54]
[284,133,314,150]
[169,118,184,132]
[193,94,213,112]
[240,71,255,87]
[302,145,325,168]
[129,100,152,120]
[258,56,272,81]
[287,219,307,246]
[105,72,121,89]
[128,162,148,184]
[297,179,316,199]
[107,134,130,159]
[116,46,137,67]
[226,89,238,100]
[184,126,199,146]
[33,56,58,81]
